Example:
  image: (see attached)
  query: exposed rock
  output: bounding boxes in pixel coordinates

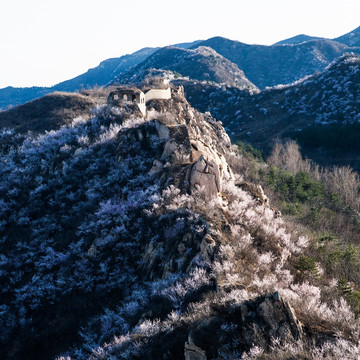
[190,155,222,199]
[184,341,207,360]
[160,124,192,164]
[144,86,233,199]
[155,120,171,140]
[180,292,304,358]
[149,159,164,176]
[257,292,303,341]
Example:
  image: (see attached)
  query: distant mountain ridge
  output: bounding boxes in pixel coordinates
[274,26,360,48]
[0,41,204,110]
[334,25,360,47]
[115,45,258,91]
[54,47,158,92]
[193,36,360,88]
[274,34,325,45]
[1,26,360,110]
[177,53,360,169]
[0,47,158,110]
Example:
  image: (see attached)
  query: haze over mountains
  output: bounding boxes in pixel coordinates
[1,26,360,109]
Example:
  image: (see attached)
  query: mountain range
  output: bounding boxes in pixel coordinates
[171,53,360,170]
[195,36,359,88]
[1,26,360,109]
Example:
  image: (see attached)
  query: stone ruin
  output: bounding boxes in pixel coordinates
[107,86,172,116]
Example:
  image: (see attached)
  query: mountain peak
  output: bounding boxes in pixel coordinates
[114,45,258,91]
[274,34,325,45]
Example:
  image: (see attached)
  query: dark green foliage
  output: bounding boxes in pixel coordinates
[262,166,326,205]
[295,254,320,280]
[237,141,264,161]
[337,278,360,315]
[338,277,353,295]
[291,123,360,154]
[316,238,360,284]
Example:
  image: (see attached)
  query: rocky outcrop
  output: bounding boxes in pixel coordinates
[189,155,222,198]
[257,292,303,341]
[181,292,303,358]
[184,341,207,360]
[148,86,233,199]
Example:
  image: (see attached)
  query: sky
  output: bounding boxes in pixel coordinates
[0,0,359,88]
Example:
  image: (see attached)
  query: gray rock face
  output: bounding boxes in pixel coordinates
[199,234,216,262]
[257,292,303,341]
[184,342,207,360]
[190,155,221,198]
[160,124,192,164]
[138,86,235,279]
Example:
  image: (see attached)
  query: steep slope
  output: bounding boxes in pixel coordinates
[274,34,325,45]
[195,36,360,88]
[1,84,360,359]
[334,25,360,47]
[115,46,258,91]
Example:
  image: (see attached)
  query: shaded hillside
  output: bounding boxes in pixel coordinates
[0,92,100,134]
[115,46,258,91]
[0,87,52,111]
[335,26,360,47]
[176,54,360,169]
[195,36,360,88]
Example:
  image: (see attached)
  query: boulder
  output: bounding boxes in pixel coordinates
[257,292,303,341]
[190,155,221,199]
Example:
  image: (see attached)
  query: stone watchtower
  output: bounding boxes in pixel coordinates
[107,85,172,117]
[107,88,146,116]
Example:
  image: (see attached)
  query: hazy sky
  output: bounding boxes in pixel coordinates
[0,0,359,88]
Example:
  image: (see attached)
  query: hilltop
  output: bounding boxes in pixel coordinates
[333,26,360,47]
[274,34,325,45]
[0,91,101,134]
[274,25,360,48]
[115,46,258,91]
